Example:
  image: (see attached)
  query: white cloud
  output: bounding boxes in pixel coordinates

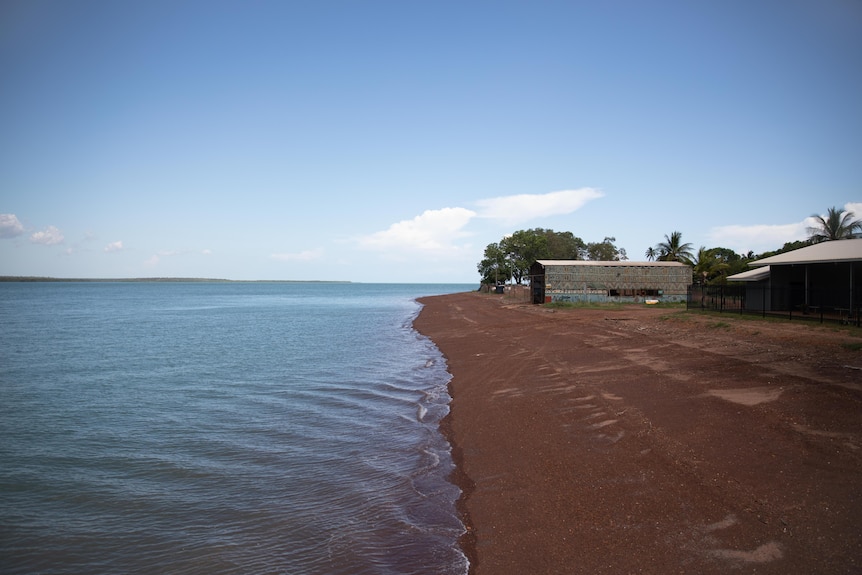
[144,251,177,267]
[843,202,862,218]
[30,225,64,245]
[807,202,862,219]
[356,189,601,259]
[475,188,604,224]
[707,221,809,254]
[358,207,476,254]
[0,214,24,238]
[144,249,211,266]
[271,248,325,262]
[708,201,862,254]
[104,240,124,253]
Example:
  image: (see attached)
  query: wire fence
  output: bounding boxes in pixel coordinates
[489,282,862,327]
[687,284,861,327]
[479,282,533,303]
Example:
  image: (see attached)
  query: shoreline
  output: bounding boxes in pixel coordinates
[415,291,862,574]
[437,406,478,572]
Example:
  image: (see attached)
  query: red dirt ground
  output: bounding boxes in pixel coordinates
[414,292,862,575]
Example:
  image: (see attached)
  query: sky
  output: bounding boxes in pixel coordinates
[1,0,860,283]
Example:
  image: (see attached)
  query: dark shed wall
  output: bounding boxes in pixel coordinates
[777,263,854,309]
[746,262,860,312]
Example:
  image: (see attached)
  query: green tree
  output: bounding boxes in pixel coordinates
[477,242,513,285]
[478,229,631,283]
[807,206,862,242]
[585,236,628,261]
[540,229,586,260]
[478,228,589,284]
[500,229,550,284]
[708,246,748,278]
[753,240,811,260]
[644,246,657,261]
[691,246,731,285]
[655,231,694,264]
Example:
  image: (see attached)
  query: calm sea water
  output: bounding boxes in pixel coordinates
[0,282,473,575]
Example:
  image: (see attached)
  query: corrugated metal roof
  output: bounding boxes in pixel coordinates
[749,238,862,267]
[536,260,689,267]
[727,266,771,282]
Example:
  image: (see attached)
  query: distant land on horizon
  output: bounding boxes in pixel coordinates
[0,276,353,283]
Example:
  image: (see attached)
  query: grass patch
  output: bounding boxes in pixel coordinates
[707,321,731,329]
[650,303,688,311]
[687,308,789,325]
[544,300,687,311]
[544,301,629,311]
[842,342,862,352]
[687,308,862,338]
[659,310,691,322]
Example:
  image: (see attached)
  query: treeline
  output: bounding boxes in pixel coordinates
[655,206,860,285]
[479,206,861,286]
[687,240,811,286]
[477,228,628,285]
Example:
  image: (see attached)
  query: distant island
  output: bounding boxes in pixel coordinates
[0,277,352,283]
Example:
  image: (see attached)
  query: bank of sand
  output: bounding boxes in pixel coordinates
[414,291,862,574]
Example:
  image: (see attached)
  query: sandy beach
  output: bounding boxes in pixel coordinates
[414,291,862,574]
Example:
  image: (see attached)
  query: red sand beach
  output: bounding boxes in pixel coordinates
[414,291,862,574]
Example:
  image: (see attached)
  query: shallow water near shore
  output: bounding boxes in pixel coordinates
[0,282,471,575]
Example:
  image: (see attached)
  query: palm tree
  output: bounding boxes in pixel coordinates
[807,206,862,242]
[644,246,657,261]
[655,231,694,264]
[692,246,730,285]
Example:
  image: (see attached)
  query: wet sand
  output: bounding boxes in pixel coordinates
[414,291,862,574]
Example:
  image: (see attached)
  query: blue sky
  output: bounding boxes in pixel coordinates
[1,0,860,282]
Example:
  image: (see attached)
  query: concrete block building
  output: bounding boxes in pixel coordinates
[529,260,692,304]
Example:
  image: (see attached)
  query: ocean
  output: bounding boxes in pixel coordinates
[0,281,473,575]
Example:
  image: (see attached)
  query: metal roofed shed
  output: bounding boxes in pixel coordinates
[746,238,862,267]
[530,260,692,305]
[724,238,862,322]
[725,266,770,282]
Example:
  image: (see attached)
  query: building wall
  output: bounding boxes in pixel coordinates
[541,263,692,303]
[741,282,771,311]
[744,262,859,312]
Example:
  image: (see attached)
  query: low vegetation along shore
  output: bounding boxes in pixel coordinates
[414,291,862,574]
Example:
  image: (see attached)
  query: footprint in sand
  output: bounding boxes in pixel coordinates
[700,515,783,564]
